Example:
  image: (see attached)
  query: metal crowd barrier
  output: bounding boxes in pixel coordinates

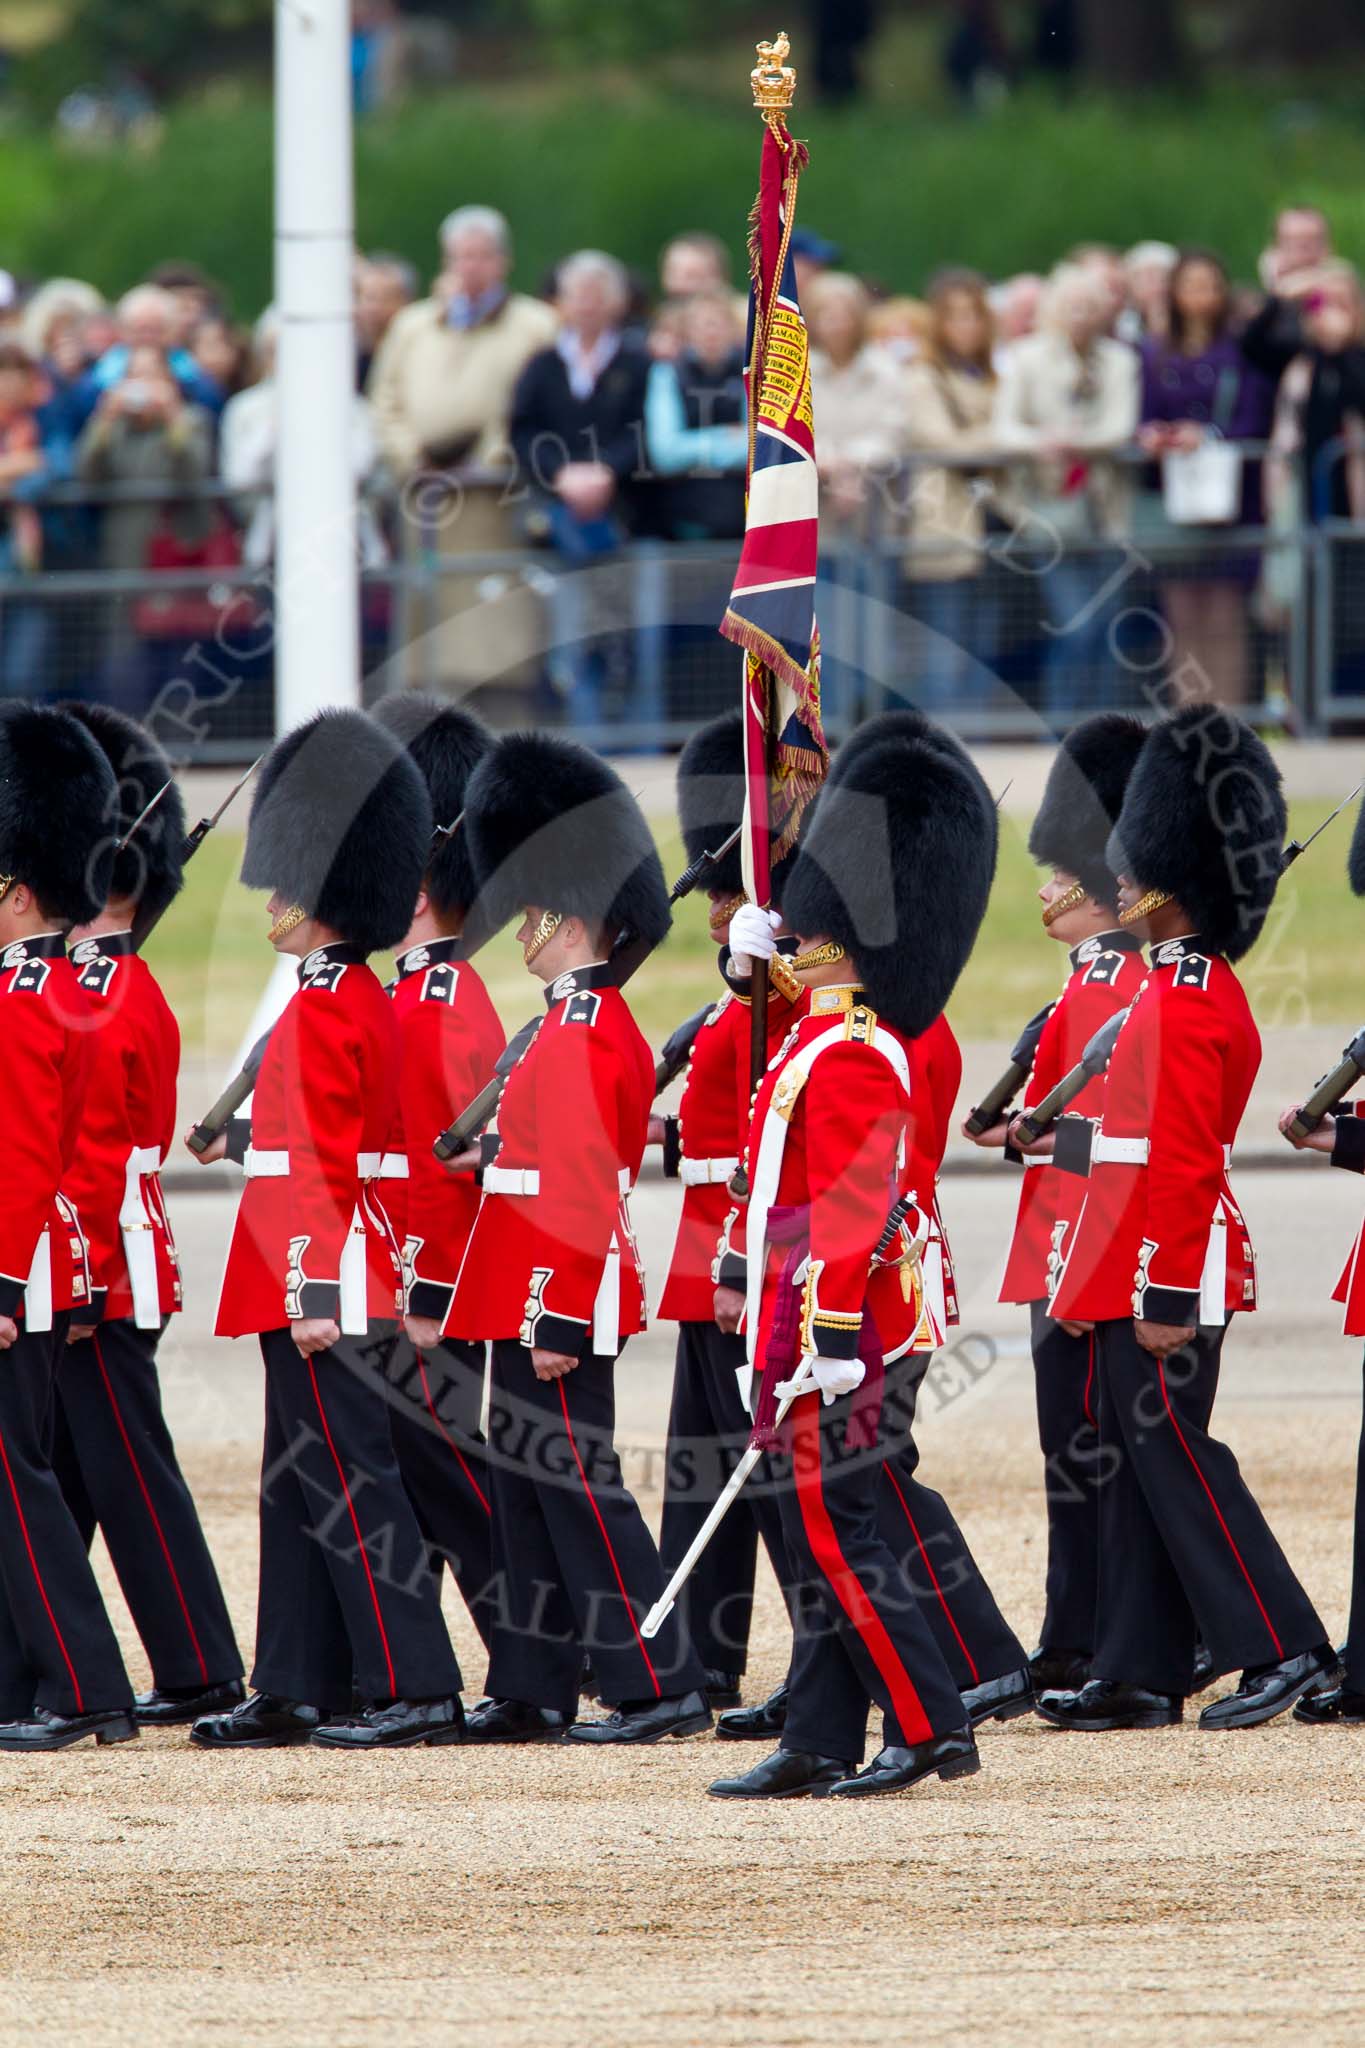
[1,448,1361,757]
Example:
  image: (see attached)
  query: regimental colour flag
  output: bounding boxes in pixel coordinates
[720,112,828,908]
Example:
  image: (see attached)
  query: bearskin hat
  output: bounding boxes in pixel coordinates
[1029,713,1148,911]
[1106,704,1287,961]
[782,712,996,1038]
[465,732,670,951]
[65,702,187,926]
[1349,788,1365,898]
[371,693,492,925]
[241,708,432,953]
[0,703,118,926]
[675,711,800,907]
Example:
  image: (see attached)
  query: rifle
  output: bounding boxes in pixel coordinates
[1285,1026,1365,1141]
[654,1002,715,1095]
[432,826,745,1165]
[964,1002,1056,1137]
[1010,1008,1129,1147]
[134,755,262,949]
[185,1028,273,1156]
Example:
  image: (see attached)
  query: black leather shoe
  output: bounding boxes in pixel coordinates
[464,1696,570,1744]
[703,1668,743,1709]
[1199,1645,1341,1730]
[826,1727,980,1797]
[135,1678,245,1727]
[1293,1683,1365,1725]
[189,1691,324,1749]
[715,1679,789,1741]
[565,1690,713,1745]
[1029,1647,1091,1694]
[708,1747,848,1799]
[1188,1642,1217,1695]
[312,1697,465,1749]
[0,1705,139,1752]
[962,1666,1034,1727]
[1035,1679,1182,1730]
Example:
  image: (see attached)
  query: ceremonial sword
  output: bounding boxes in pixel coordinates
[642,1194,919,1639]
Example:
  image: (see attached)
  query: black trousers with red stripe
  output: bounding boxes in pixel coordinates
[1094,1316,1326,1695]
[776,1369,968,1767]
[658,1320,794,1674]
[379,1333,496,1649]
[52,1321,242,1692]
[485,1338,705,1716]
[0,1320,133,1719]
[878,1353,1025,1690]
[1029,1299,1104,1657]
[252,1327,462,1712]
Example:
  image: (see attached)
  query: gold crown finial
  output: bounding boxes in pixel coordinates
[751,31,796,117]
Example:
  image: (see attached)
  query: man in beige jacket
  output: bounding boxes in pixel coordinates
[368,204,557,693]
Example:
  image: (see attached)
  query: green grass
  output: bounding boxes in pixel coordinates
[148,801,1363,1082]
[7,77,1365,312]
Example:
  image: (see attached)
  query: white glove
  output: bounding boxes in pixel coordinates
[728,904,782,975]
[775,1355,866,1407]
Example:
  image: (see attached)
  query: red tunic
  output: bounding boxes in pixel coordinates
[906,1012,963,1330]
[1329,1107,1365,1335]
[0,932,98,1330]
[746,986,927,1372]
[999,934,1148,1305]
[657,982,802,1323]
[448,965,653,1354]
[384,938,506,1327]
[215,945,405,1338]
[1050,936,1259,1327]
[64,932,184,1326]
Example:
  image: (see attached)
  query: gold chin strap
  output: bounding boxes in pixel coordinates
[268,903,308,943]
[791,939,847,973]
[708,890,747,938]
[523,908,562,965]
[0,875,12,907]
[1041,880,1087,928]
[1119,887,1174,929]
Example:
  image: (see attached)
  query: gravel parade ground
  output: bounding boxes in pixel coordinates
[4,1160,1365,2047]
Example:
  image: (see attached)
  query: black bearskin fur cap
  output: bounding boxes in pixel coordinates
[1029,713,1147,911]
[782,713,996,1037]
[1106,704,1286,961]
[65,702,187,925]
[372,693,492,924]
[465,732,671,950]
[675,711,799,906]
[0,703,118,925]
[241,708,432,953]
[1349,786,1365,898]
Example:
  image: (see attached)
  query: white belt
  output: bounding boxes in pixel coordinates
[129,1144,162,1175]
[483,1165,632,1197]
[377,1153,409,1179]
[1092,1135,1233,1168]
[680,1155,739,1186]
[1020,1155,1047,1170]
[243,1147,387,1179]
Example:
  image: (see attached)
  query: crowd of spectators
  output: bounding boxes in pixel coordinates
[2,203,1365,723]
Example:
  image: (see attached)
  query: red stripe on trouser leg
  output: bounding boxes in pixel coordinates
[884,1464,979,1687]
[416,1352,491,1516]
[555,1379,661,1700]
[1156,1358,1284,1661]
[307,1358,397,1698]
[0,1419,84,1712]
[1082,1334,1096,1430]
[792,1395,934,1745]
[93,1333,209,1685]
